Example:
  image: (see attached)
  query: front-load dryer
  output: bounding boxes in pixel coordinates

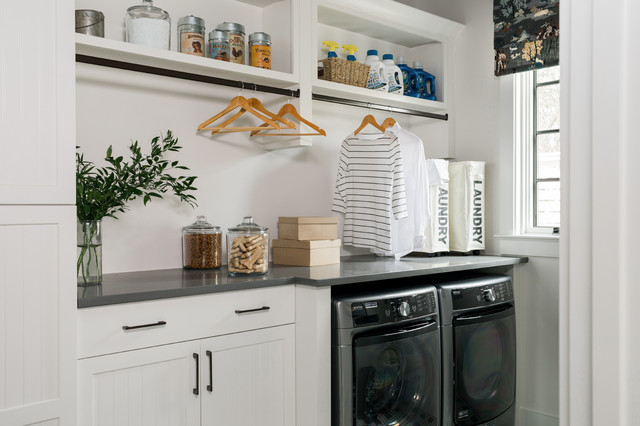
[437,274,516,426]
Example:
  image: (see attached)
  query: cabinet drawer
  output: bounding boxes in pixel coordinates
[77,285,294,359]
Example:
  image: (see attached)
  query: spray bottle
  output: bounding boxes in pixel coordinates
[342,44,359,61]
[322,40,339,58]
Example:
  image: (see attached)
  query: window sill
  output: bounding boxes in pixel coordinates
[494,234,559,258]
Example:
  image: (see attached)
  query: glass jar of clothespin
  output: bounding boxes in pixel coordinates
[227,216,269,276]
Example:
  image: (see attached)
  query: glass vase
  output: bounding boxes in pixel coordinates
[77,220,102,286]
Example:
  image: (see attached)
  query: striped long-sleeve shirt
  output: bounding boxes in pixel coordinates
[332,132,408,252]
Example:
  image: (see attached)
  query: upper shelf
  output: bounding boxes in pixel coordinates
[75,33,299,89]
[317,0,464,47]
[313,78,448,114]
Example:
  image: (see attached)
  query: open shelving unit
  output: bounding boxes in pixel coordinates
[74,0,464,149]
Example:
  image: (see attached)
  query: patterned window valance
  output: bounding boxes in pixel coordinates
[494,0,559,77]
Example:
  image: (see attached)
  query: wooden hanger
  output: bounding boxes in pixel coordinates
[381,117,396,130]
[353,114,385,135]
[197,96,282,134]
[207,97,296,135]
[250,103,326,137]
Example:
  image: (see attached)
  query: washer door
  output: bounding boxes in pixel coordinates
[453,306,516,425]
[353,321,440,426]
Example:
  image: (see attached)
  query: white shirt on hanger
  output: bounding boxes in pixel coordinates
[370,122,430,258]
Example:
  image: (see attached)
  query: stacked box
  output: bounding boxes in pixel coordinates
[273,217,341,266]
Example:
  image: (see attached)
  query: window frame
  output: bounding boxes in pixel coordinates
[513,68,560,235]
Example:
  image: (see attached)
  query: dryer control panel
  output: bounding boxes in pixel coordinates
[351,291,437,327]
[451,279,513,310]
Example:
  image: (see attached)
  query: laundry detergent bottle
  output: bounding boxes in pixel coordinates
[364,50,388,92]
[382,54,403,95]
[413,60,437,101]
[397,56,418,97]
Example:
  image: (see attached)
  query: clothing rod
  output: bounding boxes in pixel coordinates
[76,54,301,98]
[312,93,448,121]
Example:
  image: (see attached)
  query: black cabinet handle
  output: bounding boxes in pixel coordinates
[206,350,213,392]
[234,306,270,314]
[193,353,199,396]
[122,321,166,331]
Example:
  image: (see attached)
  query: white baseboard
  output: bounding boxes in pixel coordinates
[518,407,559,426]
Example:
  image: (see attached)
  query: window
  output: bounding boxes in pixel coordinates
[514,66,560,234]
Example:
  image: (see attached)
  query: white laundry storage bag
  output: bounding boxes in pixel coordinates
[449,161,485,253]
[424,159,449,253]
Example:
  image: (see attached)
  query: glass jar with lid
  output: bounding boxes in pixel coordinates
[126,0,171,50]
[227,216,269,276]
[182,216,222,270]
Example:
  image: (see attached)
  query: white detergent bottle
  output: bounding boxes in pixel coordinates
[382,54,403,95]
[364,50,388,92]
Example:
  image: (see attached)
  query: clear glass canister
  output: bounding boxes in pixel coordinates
[249,32,271,69]
[216,22,245,64]
[126,0,171,50]
[182,216,222,269]
[227,216,269,276]
[178,15,206,56]
[208,30,230,61]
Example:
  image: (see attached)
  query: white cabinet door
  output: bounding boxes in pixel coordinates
[201,324,296,426]
[0,206,76,426]
[77,341,201,426]
[0,0,75,205]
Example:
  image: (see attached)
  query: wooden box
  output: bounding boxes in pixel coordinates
[278,217,339,241]
[272,239,341,266]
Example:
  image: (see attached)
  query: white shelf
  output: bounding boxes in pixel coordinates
[312,78,447,114]
[75,34,299,89]
[317,0,463,47]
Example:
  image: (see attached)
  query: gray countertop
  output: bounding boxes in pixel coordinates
[77,254,527,308]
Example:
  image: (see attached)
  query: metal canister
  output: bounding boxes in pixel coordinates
[178,15,205,56]
[75,10,104,37]
[249,32,272,69]
[216,22,245,64]
[208,30,230,62]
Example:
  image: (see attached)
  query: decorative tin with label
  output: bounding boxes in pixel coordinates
[216,22,245,64]
[249,32,271,69]
[208,30,230,61]
[178,15,205,56]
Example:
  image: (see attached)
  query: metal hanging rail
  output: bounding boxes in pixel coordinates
[312,93,448,121]
[76,54,301,98]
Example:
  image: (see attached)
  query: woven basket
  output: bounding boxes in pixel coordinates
[318,58,369,88]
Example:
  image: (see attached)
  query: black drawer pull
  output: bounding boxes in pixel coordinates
[122,321,167,331]
[206,350,213,392]
[234,306,270,315]
[193,353,200,396]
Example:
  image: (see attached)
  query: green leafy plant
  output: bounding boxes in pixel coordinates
[75,131,198,284]
[76,130,198,221]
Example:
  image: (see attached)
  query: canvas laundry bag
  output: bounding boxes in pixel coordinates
[424,159,450,253]
[449,161,485,253]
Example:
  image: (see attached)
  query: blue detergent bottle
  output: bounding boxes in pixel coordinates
[397,56,418,97]
[412,61,437,101]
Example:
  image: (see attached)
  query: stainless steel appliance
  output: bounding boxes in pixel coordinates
[332,285,441,426]
[437,274,516,426]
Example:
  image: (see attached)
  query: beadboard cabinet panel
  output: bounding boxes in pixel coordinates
[77,341,201,426]
[0,0,75,205]
[0,206,76,426]
[200,324,295,426]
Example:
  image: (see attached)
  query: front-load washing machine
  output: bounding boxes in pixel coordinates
[437,274,516,426]
[332,284,441,426]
